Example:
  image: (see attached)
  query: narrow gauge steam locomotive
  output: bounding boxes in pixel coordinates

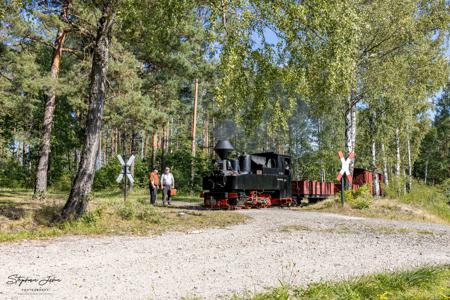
[202,140,383,209]
[202,140,293,209]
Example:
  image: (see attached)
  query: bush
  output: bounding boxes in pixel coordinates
[399,181,450,222]
[0,158,33,188]
[345,184,373,209]
[51,171,73,191]
[133,159,151,189]
[117,201,136,220]
[384,176,407,198]
[164,148,213,193]
[93,159,152,191]
[136,205,162,223]
[442,178,450,203]
[93,160,121,190]
[80,208,103,225]
[344,189,355,203]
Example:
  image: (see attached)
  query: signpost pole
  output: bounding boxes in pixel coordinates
[124,163,127,202]
[116,154,135,202]
[337,151,354,208]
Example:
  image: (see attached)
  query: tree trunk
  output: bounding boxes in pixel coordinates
[402,168,407,194]
[395,128,401,177]
[103,131,108,165]
[371,139,380,197]
[74,149,81,168]
[424,158,428,184]
[130,130,137,191]
[395,127,402,196]
[345,92,357,188]
[151,129,157,168]
[370,112,380,197]
[144,130,149,158]
[191,79,199,188]
[203,102,209,155]
[114,128,118,156]
[161,125,166,169]
[381,141,389,186]
[97,133,102,168]
[34,4,69,198]
[60,3,116,220]
[407,136,412,192]
[140,131,145,159]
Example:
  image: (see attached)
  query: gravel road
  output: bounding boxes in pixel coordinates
[1,208,449,300]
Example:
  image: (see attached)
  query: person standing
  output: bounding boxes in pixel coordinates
[148,167,159,205]
[161,167,175,206]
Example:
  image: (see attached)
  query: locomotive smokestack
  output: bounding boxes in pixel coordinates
[214,140,234,160]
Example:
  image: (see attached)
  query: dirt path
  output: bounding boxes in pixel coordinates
[1,208,449,299]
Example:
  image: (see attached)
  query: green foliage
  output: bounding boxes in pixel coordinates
[0,158,33,188]
[93,160,122,190]
[344,189,355,204]
[398,181,450,223]
[136,205,162,224]
[132,159,151,188]
[0,0,448,201]
[50,171,73,192]
[293,265,450,300]
[239,266,450,300]
[115,199,161,222]
[117,201,136,220]
[384,176,408,198]
[80,208,104,225]
[443,178,450,203]
[415,86,449,184]
[345,184,373,209]
[165,149,213,192]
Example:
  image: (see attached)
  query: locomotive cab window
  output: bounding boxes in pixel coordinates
[266,157,277,168]
[283,158,291,176]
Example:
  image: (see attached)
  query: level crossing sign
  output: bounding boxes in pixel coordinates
[336,151,354,183]
[336,151,354,207]
[116,154,135,201]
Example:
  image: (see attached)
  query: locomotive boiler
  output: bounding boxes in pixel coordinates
[202,140,293,209]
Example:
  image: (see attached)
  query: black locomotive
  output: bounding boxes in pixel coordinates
[202,140,293,209]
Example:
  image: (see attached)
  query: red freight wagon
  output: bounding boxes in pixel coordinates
[290,168,383,205]
[353,168,384,195]
[291,180,335,203]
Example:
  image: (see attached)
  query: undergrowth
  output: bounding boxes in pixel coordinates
[237,265,450,300]
[0,189,246,242]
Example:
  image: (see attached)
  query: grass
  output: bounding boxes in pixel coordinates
[297,181,450,225]
[0,188,247,243]
[278,224,313,232]
[299,195,450,225]
[235,265,450,300]
[398,182,450,224]
[277,223,435,236]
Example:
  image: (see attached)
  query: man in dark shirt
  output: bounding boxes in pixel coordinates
[148,167,159,205]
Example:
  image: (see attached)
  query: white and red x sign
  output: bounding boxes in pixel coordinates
[336,151,354,182]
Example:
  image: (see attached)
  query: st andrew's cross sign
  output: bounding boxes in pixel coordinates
[336,151,354,183]
[116,154,135,201]
[336,151,354,207]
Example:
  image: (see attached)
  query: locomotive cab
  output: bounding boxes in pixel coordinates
[202,140,293,209]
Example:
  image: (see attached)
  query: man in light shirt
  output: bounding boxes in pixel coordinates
[161,167,175,206]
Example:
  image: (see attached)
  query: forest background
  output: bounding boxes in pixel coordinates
[0,0,448,218]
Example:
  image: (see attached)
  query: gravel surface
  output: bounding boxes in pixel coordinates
[1,208,449,300]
